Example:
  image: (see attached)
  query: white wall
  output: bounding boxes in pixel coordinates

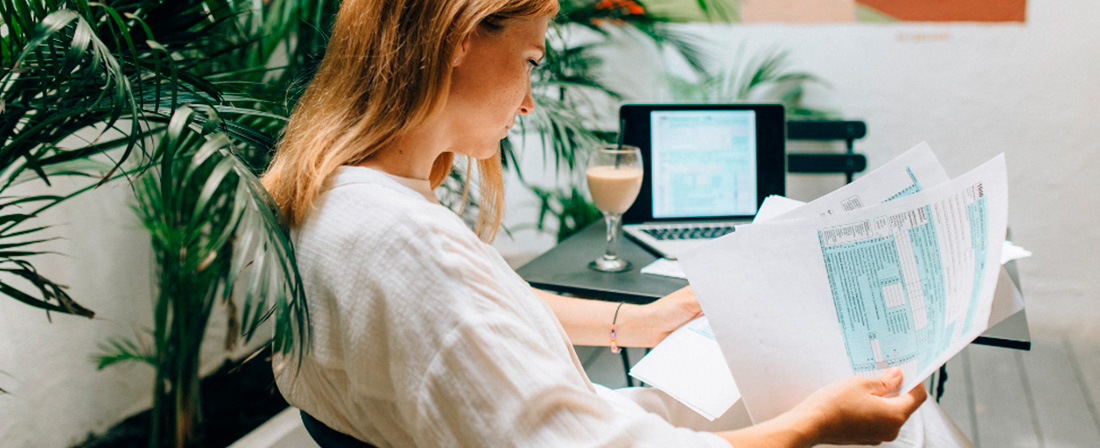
[498,1,1100,339]
[0,177,155,447]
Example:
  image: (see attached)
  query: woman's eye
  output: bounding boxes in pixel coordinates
[527,59,541,69]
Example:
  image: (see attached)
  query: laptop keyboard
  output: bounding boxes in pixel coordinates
[641,225,736,241]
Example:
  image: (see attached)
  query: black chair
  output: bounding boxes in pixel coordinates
[787,120,868,184]
[301,411,378,448]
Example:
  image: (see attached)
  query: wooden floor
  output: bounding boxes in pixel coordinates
[576,331,1100,447]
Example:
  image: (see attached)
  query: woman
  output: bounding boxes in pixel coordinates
[262,0,927,446]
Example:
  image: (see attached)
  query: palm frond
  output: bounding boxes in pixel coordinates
[663,46,836,118]
[121,104,308,446]
[525,185,601,242]
[0,0,314,356]
[634,24,710,76]
[95,333,157,369]
[131,105,307,361]
[693,0,740,22]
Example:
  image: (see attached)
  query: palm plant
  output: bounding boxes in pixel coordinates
[1,4,146,318]
[103,105,308,448]
[2,1,322,446]
[666,47,837,118]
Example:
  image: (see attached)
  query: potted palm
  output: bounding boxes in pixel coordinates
[1,1,327,446]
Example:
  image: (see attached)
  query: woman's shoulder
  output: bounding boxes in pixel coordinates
[316,167,457,224]
[296,167,479,258]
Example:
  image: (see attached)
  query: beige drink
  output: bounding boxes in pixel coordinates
[586,165,644,214]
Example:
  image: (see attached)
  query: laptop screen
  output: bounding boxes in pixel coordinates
[620,104,786,224]
[650,110,758,219]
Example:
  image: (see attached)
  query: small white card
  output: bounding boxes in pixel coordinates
[639,258,686,279]
[628,317,740,421]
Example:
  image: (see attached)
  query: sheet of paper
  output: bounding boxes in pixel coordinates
[988,266,1026,329]
[753,195,807,222]
[680,155,1008,423]
[1001,241,1032,264]
[761,142,950,223]
[628,317,741,420]
[640,257,687,279]
[756,142,1027,331]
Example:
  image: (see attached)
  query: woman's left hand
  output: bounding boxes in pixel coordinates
[642,285,703,346]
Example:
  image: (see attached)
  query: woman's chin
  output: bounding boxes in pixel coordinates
[465,143,501,161]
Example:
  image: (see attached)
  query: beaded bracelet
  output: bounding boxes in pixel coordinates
[610,302,625,353]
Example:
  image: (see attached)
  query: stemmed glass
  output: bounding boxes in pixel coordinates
[585,144,644,272]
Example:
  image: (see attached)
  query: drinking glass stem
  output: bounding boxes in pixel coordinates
[602,212,622,261]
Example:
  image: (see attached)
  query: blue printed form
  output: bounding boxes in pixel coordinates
[818,178,998,378]
[818,189,988,377]
[765,143,991,377]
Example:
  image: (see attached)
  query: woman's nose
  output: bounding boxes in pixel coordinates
[518,85,535,115]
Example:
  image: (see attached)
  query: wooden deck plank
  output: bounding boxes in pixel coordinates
[1018,335,1100,447]
[1028,338,1100,446]
[1063,338,1100,445]
[936,347,978,444]
[969,343,1041,447]
[1017,335,1100,447]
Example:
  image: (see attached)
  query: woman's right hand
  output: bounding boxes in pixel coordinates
[716,367,926,447]
[791,367,927,446]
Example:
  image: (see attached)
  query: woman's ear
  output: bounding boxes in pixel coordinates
[452,32,473,67]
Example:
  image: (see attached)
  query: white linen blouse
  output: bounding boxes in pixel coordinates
[274,166,730,447]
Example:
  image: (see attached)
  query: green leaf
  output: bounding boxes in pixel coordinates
[94,335,157,369]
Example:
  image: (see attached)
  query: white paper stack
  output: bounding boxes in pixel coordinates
[633,143,1028,424]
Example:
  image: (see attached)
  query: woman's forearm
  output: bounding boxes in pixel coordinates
[533,288,660,347]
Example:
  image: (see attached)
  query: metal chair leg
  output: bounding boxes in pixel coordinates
[935,364,948,402]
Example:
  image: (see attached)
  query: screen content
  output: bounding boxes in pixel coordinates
[649,110,758,219]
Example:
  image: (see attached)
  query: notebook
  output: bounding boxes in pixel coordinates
[619,104,786,259]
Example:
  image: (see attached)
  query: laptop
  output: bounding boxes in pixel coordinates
[620,104,786,259]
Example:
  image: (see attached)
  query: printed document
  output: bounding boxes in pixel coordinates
[632,143,953,419]
[756,142,1025,334]
[679,153,1008,422]
[756,142,950,222]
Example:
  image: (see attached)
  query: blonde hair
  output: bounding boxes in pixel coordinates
[261,0,558,241]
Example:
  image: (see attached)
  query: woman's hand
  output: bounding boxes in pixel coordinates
[794,367,927,446]
[716,368,927,447]
[641,285,703,347]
